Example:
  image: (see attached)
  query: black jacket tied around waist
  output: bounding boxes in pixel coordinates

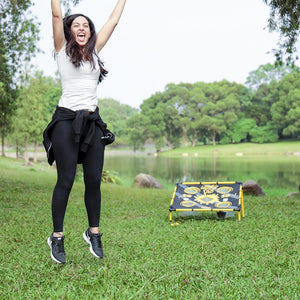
[43,106,114,165]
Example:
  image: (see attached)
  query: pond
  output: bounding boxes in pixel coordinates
[104,154,300,190]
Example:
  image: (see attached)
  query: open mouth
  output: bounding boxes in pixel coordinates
[77,33,86,43]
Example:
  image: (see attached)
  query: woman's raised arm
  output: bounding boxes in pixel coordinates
[51,0,65,52]
[96,0,126,53]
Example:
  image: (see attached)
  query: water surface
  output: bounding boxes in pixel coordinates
[104,154,300,190]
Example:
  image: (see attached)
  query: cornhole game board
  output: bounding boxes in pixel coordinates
[169,181,245,221]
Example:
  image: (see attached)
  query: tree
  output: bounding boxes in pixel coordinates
[12,72,52,163]
[264,0,300,64]
[249,121,279,143]
[244,63,298,128]
[140,91,170,152]
[126,114,150,151]
[270,71,300,138]
[163,83,191,147]
[157,100,182,149]
[245,63,298,91]
[245,83,274,126]
[62,0,82,15]
[220,117,257,144]
[186,82,211,146]
[197,80,242,146]
[42,75,62,116]
[0,0,40,156]
[98,98,138,146]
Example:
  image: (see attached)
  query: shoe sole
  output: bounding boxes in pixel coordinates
[47,237,65,264]
[82,232,103,259]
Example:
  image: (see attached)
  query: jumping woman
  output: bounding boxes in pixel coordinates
[43,0,126,264]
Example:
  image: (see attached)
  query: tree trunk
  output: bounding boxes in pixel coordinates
[191,130,197,147]
[1,130,5,156]
[34,141,37,162]
[24,136,28,164]
[181,127,188,147]
[16,140,18,159]
[212,131,216,146]
[167,123,173,150]
[166,140,172,150]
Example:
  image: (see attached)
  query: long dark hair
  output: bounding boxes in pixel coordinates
[63,14,108,83]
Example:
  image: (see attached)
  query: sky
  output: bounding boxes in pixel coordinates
[31,0,285,108]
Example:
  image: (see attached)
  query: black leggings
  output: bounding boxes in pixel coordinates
[51,120,105,232]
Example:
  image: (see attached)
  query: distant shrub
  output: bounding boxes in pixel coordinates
[101,170,122,184]
[250,122,279,143]
[75,166,121,184]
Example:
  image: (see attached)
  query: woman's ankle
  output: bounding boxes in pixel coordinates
[53,232,63,237]
[89,227,99,234]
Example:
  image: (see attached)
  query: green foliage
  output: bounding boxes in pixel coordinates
[270,71,300,137]
[0,1,40,77]
[98,98,138,146]
[283,106,300,136]
[162,140,300,158]
[0,0,40,154]
[244,64,298,130]
[221,117,257,144]
[0,157,299,299]
[264,0,300,64]
[245,83,274,126]
[7,72,61,160]
[4,63,300,153]
[61,0,83,15]
[137,80,245,148]
[125,68,300,148]
[126,114,151,151]
[101,170,122,184]
[140,91,171,151]
[245,63,297,91]
[249,121,279,143]
[42,76,62,116]
[76,166,121,184]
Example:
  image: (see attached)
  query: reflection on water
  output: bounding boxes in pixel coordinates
[104,154,300,189]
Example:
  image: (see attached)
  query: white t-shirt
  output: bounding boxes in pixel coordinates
[56,43,100,112]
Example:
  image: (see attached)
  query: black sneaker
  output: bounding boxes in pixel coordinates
[83,228,104,259]
[47,234,66,264]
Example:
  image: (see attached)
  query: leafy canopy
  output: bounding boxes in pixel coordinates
[264,0,300,64]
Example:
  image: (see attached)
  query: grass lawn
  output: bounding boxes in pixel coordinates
[0,157,299,299]
[161,141,300,157]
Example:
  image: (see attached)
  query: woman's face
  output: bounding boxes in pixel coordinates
[71,16,91,47]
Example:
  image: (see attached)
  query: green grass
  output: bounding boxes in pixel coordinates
[161,141,300,157]
[0,156,299,299]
